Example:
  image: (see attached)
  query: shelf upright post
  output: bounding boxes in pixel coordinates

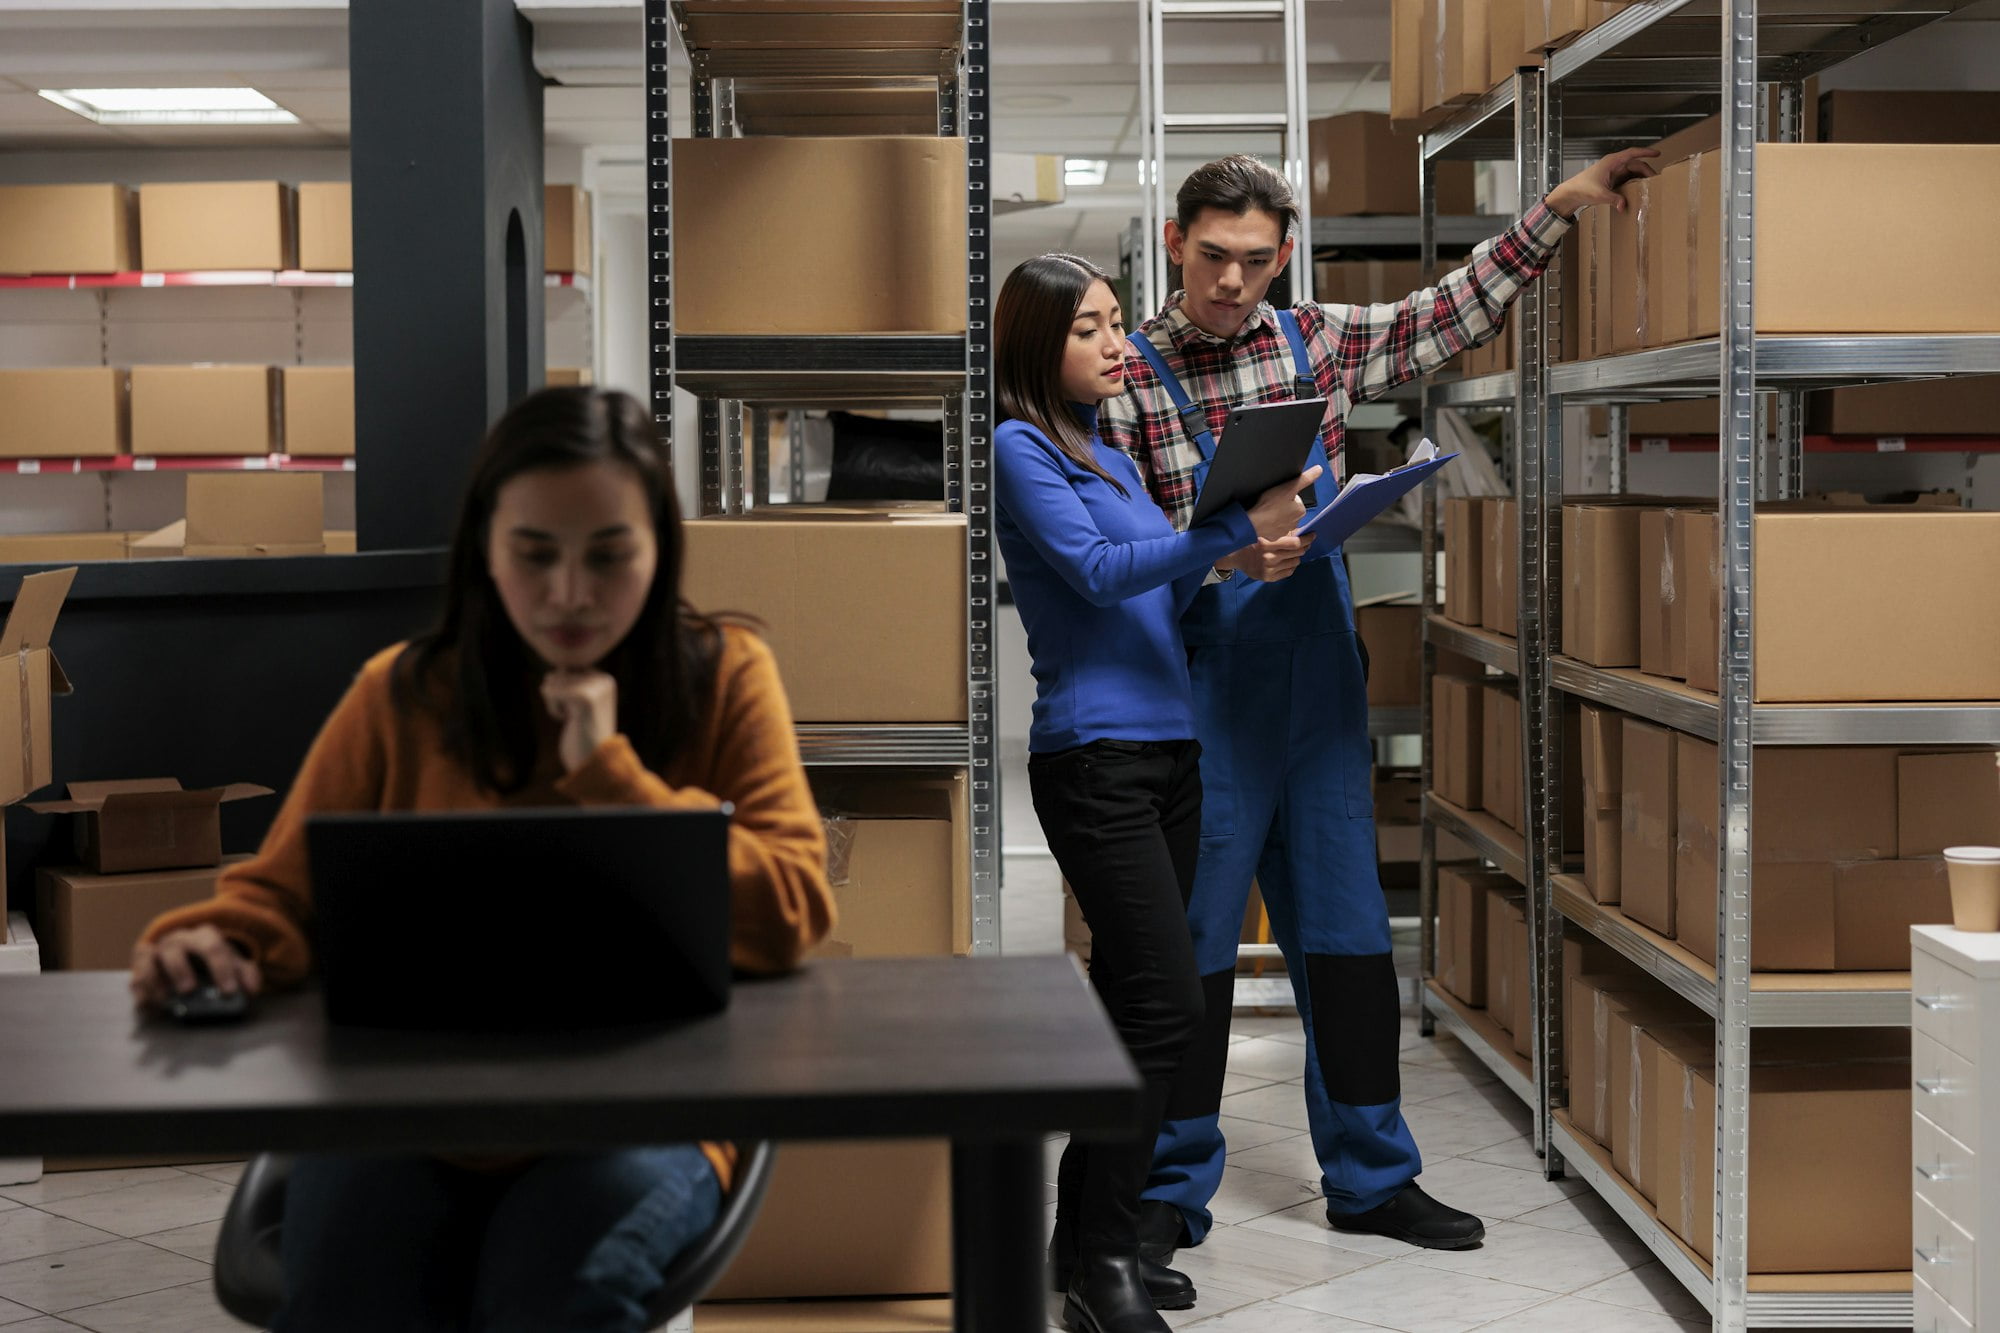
[1714,0,1761,1319]
[1417,145,1440,1039]
[690,44,725,517]
[1137,0,1165,318]
[750,407,770,508]
[1773,79,1806,502]
[1607,404,1628,494]
[787,414,806,503]
[1283,0,1314,305]
[644,0,675,470]
[963,0,1001,957]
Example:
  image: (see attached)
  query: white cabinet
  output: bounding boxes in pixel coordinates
[1910,925,2000,1330]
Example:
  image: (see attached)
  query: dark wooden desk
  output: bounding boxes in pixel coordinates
[0,956,1140,1333]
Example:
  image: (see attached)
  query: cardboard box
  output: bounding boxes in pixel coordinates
[0,368,127,459]
[1643,1024,1716,1202]
[1561,504,1641,666]
[705,1140,950,1300]
[1315,260,1433,309]
[296,182,351,271]
[1647,159,1692,347]
[1481,681,1522,834]
[1809,378,2000,438]
[1574,199,1613,359]
[809,771,968,959]
[1480,498,1518,638]
[1507,906,1533,1058]
[1443,497,1485,626]
[1680,510,2000,700]
[1485,885,1526,1038]
[1522,0,1592,53]
[1580,704,1623,903]
[1898,750,2000,856]
[682,512,967,722]
[129,520,186,560]
[0,534,129,564]
[1431,673,1485,811]
[0,185,135,275]
[1566,974,1658,1143]
[35,860,240,971]
[545,367,595,388]
[1357,601,1422,708]
[1637,506,1707,680]
[1833,859,1951,970]
[0,569,75,805]
[1657,1051,1912,1272]
[1618,719,1676,937]
[1439,865,1508,1006]
[184,472,326,558]
[130,366,277,458]
[324,530,357,555]
[1391,0,1426,124]
[1613,1008,1707,1199]
[1307,113,1475,217]
[1608,175,1654,353]
[1440,0,1492,103]
[281,367,354,458]
[1819,90,2000,145]
[139,181,293,272]
[1684,145,2000,337]
[545,184,592,276]
[28,779,271,876]
[674,139,966,334]
[695,1299,952,1333]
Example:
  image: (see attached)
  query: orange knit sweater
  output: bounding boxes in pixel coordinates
[143,623,835,1188]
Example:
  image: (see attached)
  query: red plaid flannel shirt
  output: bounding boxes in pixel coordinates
[1099,201,1570,533]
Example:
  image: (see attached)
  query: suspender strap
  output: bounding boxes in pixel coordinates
[1127,332,1218,461]
[1274,308,1319,401]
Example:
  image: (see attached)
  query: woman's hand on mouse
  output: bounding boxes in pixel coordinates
[1247,465,1322,542]
[130,925,262,1011]
[542,669,619,773]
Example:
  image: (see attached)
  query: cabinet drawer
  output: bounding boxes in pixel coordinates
[1913,949,1982,1061]
[1915,1192,1977,1322]
[1914,1110,1980,1241]
[1915,1272,1974,1333]
[1913,1031,1981,1153]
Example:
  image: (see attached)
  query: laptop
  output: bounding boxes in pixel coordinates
[307,807,733,1031]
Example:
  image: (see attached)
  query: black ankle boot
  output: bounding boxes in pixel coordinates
[1062,1252,1174,1333]
[1136,1198,1186,1267]
[1049,1231,1196,1310]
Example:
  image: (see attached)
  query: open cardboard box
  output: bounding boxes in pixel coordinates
[185,473,326,557]
[0,568,76,805]
[29,779,272,875]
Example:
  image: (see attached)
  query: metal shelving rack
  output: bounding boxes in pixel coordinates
[1412,0,2000,1326]
[644,0,1000,954]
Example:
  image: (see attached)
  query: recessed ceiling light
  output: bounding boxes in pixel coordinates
[39,88,299,126]
[1065,158,1109,187]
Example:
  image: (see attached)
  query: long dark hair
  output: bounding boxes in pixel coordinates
[995,252,1127,496]
[394,386,723,794]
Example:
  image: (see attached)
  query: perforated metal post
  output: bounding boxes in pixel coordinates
[644,1,675,464]
[1137,0,1168,314]
[787,413,806,503]
[1773,80,1806,503]
[962,0,1001,956]
[1714,0,1760,1321]
[1416,147,1440,1039]
[750,407,770,508]
[1283,0,1314,305]
[698,400,723,515]
[1607,404,1628,494]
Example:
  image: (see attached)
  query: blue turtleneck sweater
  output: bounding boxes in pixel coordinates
[995,404,1257,754]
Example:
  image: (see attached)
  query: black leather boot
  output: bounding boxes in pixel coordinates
[1062,1252,1174,1333]
[1136,1198,1186,1267]
[1326,1182,1486,1250]
[1050,1219,1196,1308]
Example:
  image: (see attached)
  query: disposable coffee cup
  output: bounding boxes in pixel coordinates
[1943,847,2000,933]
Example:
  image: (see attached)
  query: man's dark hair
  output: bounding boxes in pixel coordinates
[1176,154,1299,240]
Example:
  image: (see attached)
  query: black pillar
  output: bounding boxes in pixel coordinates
[350,0,545,550]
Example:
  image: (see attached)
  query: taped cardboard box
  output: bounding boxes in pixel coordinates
[1618,718,1677,938]
[130,366,278,458]
[545,185,592,276]
[1833,859,1951,970]
[1443,496,1485,626]
[1573,198,1613,359]
[184,473,326,558]
[1390,0,1427,125]
[1480,497,1518,638]
[281,367,354,458]
[704,1139,950,1300]
[1637,506,1704,680]
[1809,378,2000,437]
[1521,0,1592,54]
[1308,113,1475,217]
[36,858,244,971]
[1315,260,1429,308]
[1507,905,1533,1058]
[296,182,351,271]
[28,779,272,875]
[1612,1007,1708,1200]
[1646,159,1692,347]
[0,533,131,564]
[674,139,965,334]
[1431,673,1484,811]
[1481,680,1522,834]
[1656,1049,1911,1272]
[1565,973,1657,1144]
[1608,175,1655,353]
[139,181,294,272]
[1438,0,1492,104]
[809,770,968,959]
[1679,510,2000,700]
[0,368,126,459]
[1580,704,1623,904]
[1819,89,2000,144]
[1439,864,1508,1006]
[0,568,75,805]
[1484,885,1526,1038]
[1899,750,2000,857]
[682,511,967,722]
[1562,503,1641,666]
[0,185,136,275]
[1356,599,1422,708]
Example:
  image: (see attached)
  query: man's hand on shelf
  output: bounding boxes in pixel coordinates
[1547,147,1661,221]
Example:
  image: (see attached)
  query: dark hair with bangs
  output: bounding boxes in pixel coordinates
[995,252,1128,497]
[1175,153,1300,241]
[393,386,725,794]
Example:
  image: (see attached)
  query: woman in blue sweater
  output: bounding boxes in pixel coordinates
[995,252,1317,1333]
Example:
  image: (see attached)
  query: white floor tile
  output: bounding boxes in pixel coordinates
[177,1165,242,1186]
[1224,1037,1305,1084]
[1205,1167,1322,1228]
[1216,1115,1305,1156]
[30,1177,235,1242]
[1408,1156,1586,1222]
[0,1294,44,1325]
[130,1223,218,1265]
[0,1213,120,1268]
[1572,1262,1709,1320]
[1215,1083,1313,1133]
[1161,1274,1265,1328]
[0,1239,208,1314]
[1395,1219,1653,1295]
[58,1281,242,1333]
[1470,1293,1704,1331]
[1218,1134,1319,1187]
[1173,1223,1381,1300]
[1396,1103,1527,1159]
[1513,1191,1631,1237]
[1180,1299,1383,1332]
[1416,1082,1535,1125]
[1278,1259,1550,1332]
[0,1172,186,1211]
[0,1318,90,1331]
[1236,1199,1414,1261]
[1459,1133,1547,1175]
[1215,1072,1277,1101]
[1398,1060,1496,1105]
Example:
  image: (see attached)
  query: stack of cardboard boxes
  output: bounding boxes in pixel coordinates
[1392,0,1627,124]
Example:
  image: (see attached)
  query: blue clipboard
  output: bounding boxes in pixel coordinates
[1296,452,1457,547]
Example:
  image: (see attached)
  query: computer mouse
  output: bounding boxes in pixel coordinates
[168,953,251,1025]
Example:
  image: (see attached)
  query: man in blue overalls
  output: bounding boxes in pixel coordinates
[1098,148,1653,1265]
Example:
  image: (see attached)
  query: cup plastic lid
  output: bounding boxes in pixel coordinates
[1944,846,2000,862]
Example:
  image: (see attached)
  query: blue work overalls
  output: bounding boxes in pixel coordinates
[1128,311,1421,1242]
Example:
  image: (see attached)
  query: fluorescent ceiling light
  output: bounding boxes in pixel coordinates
[1065,158,1109,187]
[39,87,299,126]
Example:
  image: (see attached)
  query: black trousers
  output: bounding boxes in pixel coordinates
[1030,738,1205,1255]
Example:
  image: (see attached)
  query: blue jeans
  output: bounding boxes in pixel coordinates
[273,1145,722,1333]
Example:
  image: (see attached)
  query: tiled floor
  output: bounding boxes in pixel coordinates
[0,789,1703,1332]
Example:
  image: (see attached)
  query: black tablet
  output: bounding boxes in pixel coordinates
[1188,398,1328,526]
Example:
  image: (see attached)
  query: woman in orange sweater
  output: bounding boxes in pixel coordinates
[129,386,835,1333]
